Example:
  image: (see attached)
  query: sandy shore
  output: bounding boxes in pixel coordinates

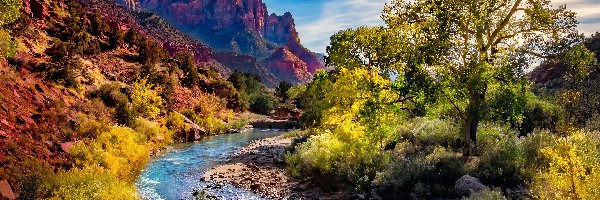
[202,135,344,199]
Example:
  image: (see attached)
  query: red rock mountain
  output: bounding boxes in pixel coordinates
[136,0,325,84]
[262,47,312,84]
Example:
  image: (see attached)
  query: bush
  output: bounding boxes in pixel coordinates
[91,83,129,108]
[250,93,276,115]
[164,112,191,142]
[0,29,16,58]
[404,118,461,150]
[131,117,174,150]
[520,97,562,136]
[46,167,139,200]
[463,188,506,200]
[131,78,163,118]
[115,102,138,126]
[69,127,150,183]
[531,130,600,200]
[286,131,390,191]
[195,114,227,134]
[71,113,110,139]
[374,147,464,199]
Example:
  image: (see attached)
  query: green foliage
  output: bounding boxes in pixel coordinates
[276,81,292,103]
[195,113,227,134]
[172,52,202,87]
[250,93,275,115]
[91,83,128,108]
[44,36,100,87]
[520,96,563,135]
[115,102,138,126]
[137,38,168,66]
[227,70,269,112]
[374,147,464,199]
[108,28,125,49]
[131,117,174,150]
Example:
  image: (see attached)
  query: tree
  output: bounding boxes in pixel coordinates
[328,0,579,155]
[173,52,201,87]
[276,81,293,103]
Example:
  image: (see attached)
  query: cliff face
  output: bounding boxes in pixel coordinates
[137,0,324,84]
[139,0,296,45]
[262,47,312,84]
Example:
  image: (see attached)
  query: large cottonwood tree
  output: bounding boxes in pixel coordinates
[327,0,583,154]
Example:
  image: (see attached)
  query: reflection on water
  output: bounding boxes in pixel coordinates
[136,129,283,200]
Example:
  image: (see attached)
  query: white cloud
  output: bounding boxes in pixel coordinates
[297,0,391,53]
[553,0,600,36]
[297,0,600,54]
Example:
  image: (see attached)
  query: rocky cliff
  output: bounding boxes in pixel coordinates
[137,0,324,84]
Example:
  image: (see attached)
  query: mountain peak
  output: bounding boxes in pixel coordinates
[137,0,324,83]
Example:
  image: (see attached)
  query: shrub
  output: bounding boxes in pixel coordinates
[47,167,139,200]
[131,78,163,118]
[164,112,191,142]
[0,29,16,58]
[531,130,600,200]
[406,118,461,150]
[286,130,390,191]
[72,113,110,139]
[131,117,173,150]
[195,114,227,134]
[520,97,562,136]
[250,93,276,115]
[115,102,138,126]
[69,127,150,183]
[91,83,128,108]
[137,38,167,66]
[463,188,506,200]
[374,147,464,199]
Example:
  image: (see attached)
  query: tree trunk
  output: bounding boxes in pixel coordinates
[463,90,485,156]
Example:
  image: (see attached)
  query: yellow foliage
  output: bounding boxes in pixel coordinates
[131,78,163,118]
[532,130,600,199]
[48,167,139,200]
[69,127,150,183]
[320,67,398,143]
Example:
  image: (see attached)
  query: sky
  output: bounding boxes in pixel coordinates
[263,0,600,54]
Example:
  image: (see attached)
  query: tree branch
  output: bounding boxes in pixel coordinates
[486,0,523,51]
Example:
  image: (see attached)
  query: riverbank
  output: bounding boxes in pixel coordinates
[202,135,347,199]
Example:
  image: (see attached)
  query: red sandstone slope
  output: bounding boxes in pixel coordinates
[262,47,312,84]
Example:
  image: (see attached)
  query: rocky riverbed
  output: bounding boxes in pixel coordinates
[202,136,346,199]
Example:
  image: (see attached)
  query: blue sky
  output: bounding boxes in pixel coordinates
[263,0,600,54]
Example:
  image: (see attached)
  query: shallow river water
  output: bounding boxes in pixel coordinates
[136,129,284,200]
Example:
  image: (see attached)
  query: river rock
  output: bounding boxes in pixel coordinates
[174,111,206,142]
[455,175,488,196]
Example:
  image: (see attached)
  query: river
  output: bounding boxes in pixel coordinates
[136,129,284,200]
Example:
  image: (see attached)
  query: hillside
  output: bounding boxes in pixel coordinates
[0,0,298,198]
[135,0,325,84]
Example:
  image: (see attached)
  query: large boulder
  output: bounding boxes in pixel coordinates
[455,175,488,196]
[173,112,206,142]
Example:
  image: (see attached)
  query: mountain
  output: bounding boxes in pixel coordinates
[135,0,325,84]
